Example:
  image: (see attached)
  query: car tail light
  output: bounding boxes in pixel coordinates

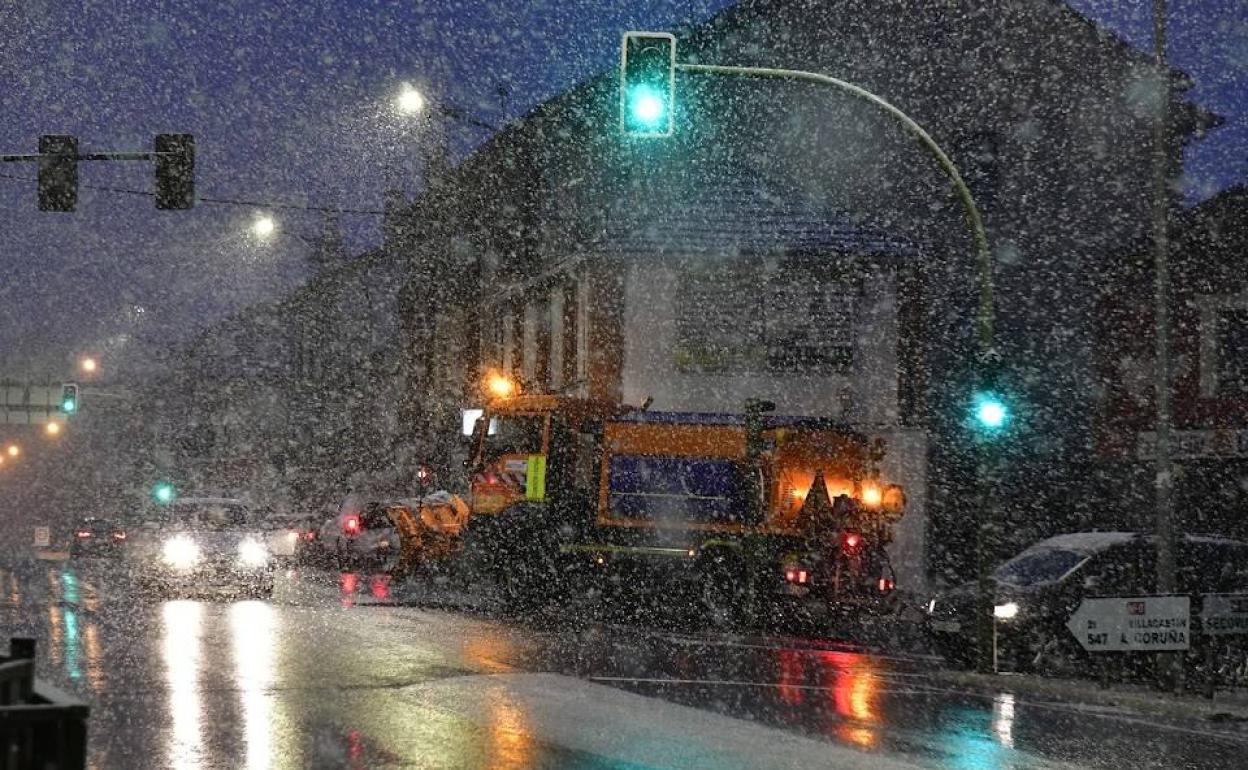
[76,530,92,539]
[112,531,127,541]
[877,577,895,593]
[784,567,810,585]
[842,532,861,551]
[343,514,360,535]
[305,530,317,541]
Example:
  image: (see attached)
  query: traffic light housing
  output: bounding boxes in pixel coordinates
[38,135,78,212]
[152,481,176,505]
[970,350,1011,436]
[154,133,195,210]
[620,32,676,137]
[60,383,79,414]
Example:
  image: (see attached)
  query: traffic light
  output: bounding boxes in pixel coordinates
[972,392,1008,431]
[620,32,676,137]
[969,349,1012,436]
[152,481,176,505]
[154,133,195,210]
[60,383,79,414]
[38,135,78,212]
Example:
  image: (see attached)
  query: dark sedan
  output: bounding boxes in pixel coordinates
[69,517,128,557]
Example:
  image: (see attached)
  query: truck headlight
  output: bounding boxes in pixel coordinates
[163,536,201,569]
[238,539,269,567]
[993,601,1020,620]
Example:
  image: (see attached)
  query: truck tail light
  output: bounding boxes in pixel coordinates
[878,577,895,593]
[343,514,360,535]
[76,530,92,539]
[842,532,861,552]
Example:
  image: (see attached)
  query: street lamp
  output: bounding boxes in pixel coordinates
[80,357,98,374]
[45,422,61,437]
[395,82,426,115]
[6,444,19,458]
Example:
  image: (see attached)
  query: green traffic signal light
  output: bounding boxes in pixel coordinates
[972,392,1008,431]
[60,383,79,414]
[620,32,676,137]
[153,482,176,504]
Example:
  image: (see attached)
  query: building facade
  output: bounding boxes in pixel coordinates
[1094,187,1248,539]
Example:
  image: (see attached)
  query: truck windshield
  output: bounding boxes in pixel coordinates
[482,414,545,459]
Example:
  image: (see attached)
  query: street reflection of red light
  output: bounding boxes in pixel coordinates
[370,575,390,600]
[776,649,806,706]
[819,650,880,749]
[347,729,363,763]
[340,573,358,606]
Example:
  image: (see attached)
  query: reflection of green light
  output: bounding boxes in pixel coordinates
[939,707,1013,770]
[64,608,81,680]
[60,571,79,604]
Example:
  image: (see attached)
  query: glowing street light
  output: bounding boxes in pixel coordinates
[6,444,19,458]
[80,357,98,374]
[45,422,61,437]
[486,372,517,400]
[395,82,426,115]
[252,214,277,239]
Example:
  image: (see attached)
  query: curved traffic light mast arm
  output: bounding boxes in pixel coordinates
[675,63,993,353]
[675,62,999,673]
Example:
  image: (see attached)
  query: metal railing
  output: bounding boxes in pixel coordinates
[0,639,89,770]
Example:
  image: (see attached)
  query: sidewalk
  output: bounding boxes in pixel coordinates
[931,668,1248,724]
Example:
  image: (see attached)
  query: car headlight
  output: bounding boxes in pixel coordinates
[238,539,269,567]
[993,601,1020,620]
[163,536,201,569]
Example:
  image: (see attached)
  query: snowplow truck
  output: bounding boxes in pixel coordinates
[444,394,906,620]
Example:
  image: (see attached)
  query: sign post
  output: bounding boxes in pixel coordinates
[1066,595,1191,653]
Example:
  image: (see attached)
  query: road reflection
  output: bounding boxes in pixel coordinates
[162,600,204,770]
[484,689,535,769]
[231,601,276,770]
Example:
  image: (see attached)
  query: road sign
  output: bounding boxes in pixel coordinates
[33,527,50,548]
[1066,595,1190,652]
[1201,594,1248,636]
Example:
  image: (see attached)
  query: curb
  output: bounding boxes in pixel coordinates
[929,669,1248,724]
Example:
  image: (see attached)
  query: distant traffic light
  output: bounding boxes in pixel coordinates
[973,393,1009,431]
[152,481,176,505]
[620,32,676,137]
[154,133,195,210]
[38,135,78,212]
[60,383,79,414]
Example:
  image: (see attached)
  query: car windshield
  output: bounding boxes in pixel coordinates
[7,2,1247,767]
[160,502,251,531]
[994,547,1089,587]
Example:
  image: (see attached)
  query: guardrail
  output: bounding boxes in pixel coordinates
[0,638,89,769]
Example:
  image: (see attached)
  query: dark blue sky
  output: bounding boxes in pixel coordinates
[0,0,1243,377]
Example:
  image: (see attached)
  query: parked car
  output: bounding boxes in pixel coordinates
[69,517,127,557]
[129,497,276,597]
[925,531,1248,672]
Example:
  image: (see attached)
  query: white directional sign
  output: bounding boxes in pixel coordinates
[1066,595,1191,652]
[1201,594,1248,636]
[33,526,51,548]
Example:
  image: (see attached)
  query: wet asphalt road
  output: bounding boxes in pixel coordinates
[4,556,1246,769]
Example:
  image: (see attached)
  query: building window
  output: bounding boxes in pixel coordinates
[675,256,856,374]
[1200,294,1248,397]
[1216,309,1248,394]
[561,281,579,388]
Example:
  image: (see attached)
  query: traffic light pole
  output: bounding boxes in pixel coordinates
[675,62,999,671]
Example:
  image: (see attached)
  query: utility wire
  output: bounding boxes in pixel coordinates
[0,171,386,215]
